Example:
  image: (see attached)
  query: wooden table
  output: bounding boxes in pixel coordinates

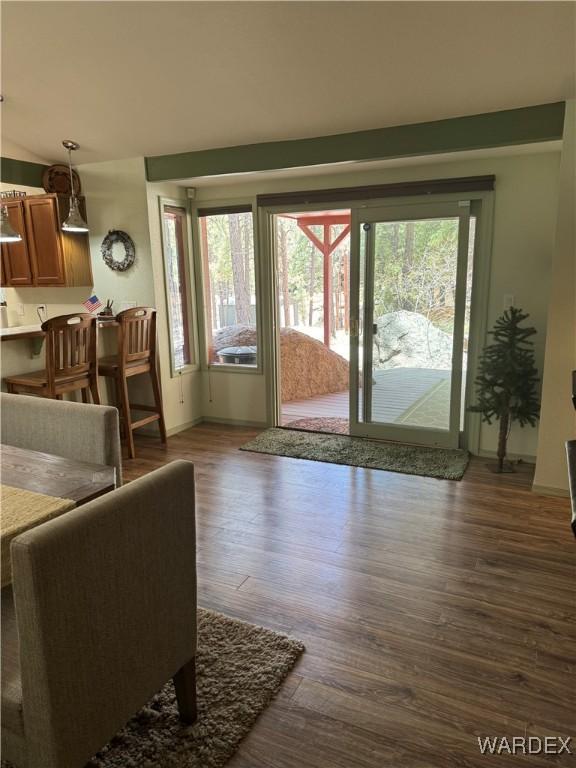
[1,445,116,586]
[1,444,116,504]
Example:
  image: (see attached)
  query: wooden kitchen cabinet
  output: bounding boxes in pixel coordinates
[1,201,33,286]
[1,194,93,287]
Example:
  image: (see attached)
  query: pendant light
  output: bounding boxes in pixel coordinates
[62,140,89,233]
[0,205,22,243]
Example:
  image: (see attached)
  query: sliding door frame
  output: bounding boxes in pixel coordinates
[258,190,494,453]
[258,199,356,428]
[349,200,470,449]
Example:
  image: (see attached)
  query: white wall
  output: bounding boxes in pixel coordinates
[191,148,562,456]
[80,157,154,309]
[534,101,576,494]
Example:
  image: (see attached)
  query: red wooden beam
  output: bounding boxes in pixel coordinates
[287,212,352,347]
[323,223,331,346]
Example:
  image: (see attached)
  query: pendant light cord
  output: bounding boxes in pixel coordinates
[67,147,76,203]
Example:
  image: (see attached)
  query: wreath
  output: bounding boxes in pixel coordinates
[101,230,135,272]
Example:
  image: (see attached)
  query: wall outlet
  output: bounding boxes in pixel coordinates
[16,303,25,317]
[503,294,515,310]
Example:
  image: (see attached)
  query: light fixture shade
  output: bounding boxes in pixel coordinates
[0,205,22,243]
[62,197,89,232]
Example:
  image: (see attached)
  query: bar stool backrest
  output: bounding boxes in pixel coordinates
[41,314,98,390]
[116,307,157,367]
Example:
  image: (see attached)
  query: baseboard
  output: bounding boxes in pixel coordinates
[477,449,536,465]
[201,417,268,428]
[138,416,203,438]
[531,484,570,499]
[139,416,265,437]
[166,417,204,437]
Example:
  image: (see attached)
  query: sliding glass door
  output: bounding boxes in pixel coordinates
[350,201,472,448]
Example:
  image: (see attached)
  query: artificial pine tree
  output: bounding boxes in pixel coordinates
[469,307,540,472]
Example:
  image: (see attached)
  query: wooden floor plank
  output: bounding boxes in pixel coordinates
[122,425,575,767]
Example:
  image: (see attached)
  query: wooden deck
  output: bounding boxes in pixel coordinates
[282,368,450,431]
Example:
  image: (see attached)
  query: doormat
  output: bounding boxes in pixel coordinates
[240,428,469,480]
[283,416,349,435]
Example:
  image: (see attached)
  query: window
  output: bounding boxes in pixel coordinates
[198,206,258,367]
[160,202,194,373]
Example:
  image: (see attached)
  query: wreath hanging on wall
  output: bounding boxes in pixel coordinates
[101,230,136,272]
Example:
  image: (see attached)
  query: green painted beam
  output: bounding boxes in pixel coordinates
[145,102,566,182]
[0,157,49,188]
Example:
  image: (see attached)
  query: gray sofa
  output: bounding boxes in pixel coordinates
[1,392,123,486]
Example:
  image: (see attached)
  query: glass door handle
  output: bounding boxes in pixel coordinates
[350,318,359,337]
[373,323,378,334]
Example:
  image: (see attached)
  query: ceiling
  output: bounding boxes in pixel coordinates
[2,1,575,165]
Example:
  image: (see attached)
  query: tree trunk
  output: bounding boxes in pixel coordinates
[402,222,415,310]
[278,220,290,327]
[497,410,510,472]
[228,216,251,324]
[308,246,316,326]
[241,216,252,318]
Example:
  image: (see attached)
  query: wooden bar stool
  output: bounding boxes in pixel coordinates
[99,307,166,459]
[5,313,100,403]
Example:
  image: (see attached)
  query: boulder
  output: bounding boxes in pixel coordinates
[374,310,452,370]
[213,324,349,402]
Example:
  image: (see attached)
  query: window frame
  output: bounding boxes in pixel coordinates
[191,198,263,374]
[158,197,199,377]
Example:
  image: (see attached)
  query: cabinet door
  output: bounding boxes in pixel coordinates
[25,197,65,285]
[1,201,33,286]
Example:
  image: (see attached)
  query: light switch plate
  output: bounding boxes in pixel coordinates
[503,294,515,309]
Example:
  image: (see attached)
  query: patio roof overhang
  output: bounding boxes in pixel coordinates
[278,211,351,345]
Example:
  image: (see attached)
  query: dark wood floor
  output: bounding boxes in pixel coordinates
[124,424,575,768]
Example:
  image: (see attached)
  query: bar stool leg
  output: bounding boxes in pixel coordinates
[119,375,136,459]
[81,388,89,403]
[89,376,101,405]
[150,364,167,444]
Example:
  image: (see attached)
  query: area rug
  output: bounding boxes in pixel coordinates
[2,609,304,768]
[284,416,350,435]
[241,428,469,480]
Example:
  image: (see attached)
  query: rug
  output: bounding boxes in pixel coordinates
[241,428,469,480]
[2,609,304,768]
[284,416,350,435]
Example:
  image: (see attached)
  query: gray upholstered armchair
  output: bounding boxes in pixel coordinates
[0,392,123,486]
[1,460,197,768]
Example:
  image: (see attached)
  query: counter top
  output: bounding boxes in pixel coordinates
[0,324,45,341]
[0,320,118,341]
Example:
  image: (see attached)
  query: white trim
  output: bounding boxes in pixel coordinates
[477,448,536,464]
[166,417,204,437]
[202,416,267,428]
[158,196,200,377]
[189,196,263,375]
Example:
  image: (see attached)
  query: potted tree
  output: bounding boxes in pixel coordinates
[469,307,540,472]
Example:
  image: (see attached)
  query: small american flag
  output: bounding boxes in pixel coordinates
[83,295,102,313]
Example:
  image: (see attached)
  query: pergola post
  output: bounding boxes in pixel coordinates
[286,213,351,347]
[323,223,331,346]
